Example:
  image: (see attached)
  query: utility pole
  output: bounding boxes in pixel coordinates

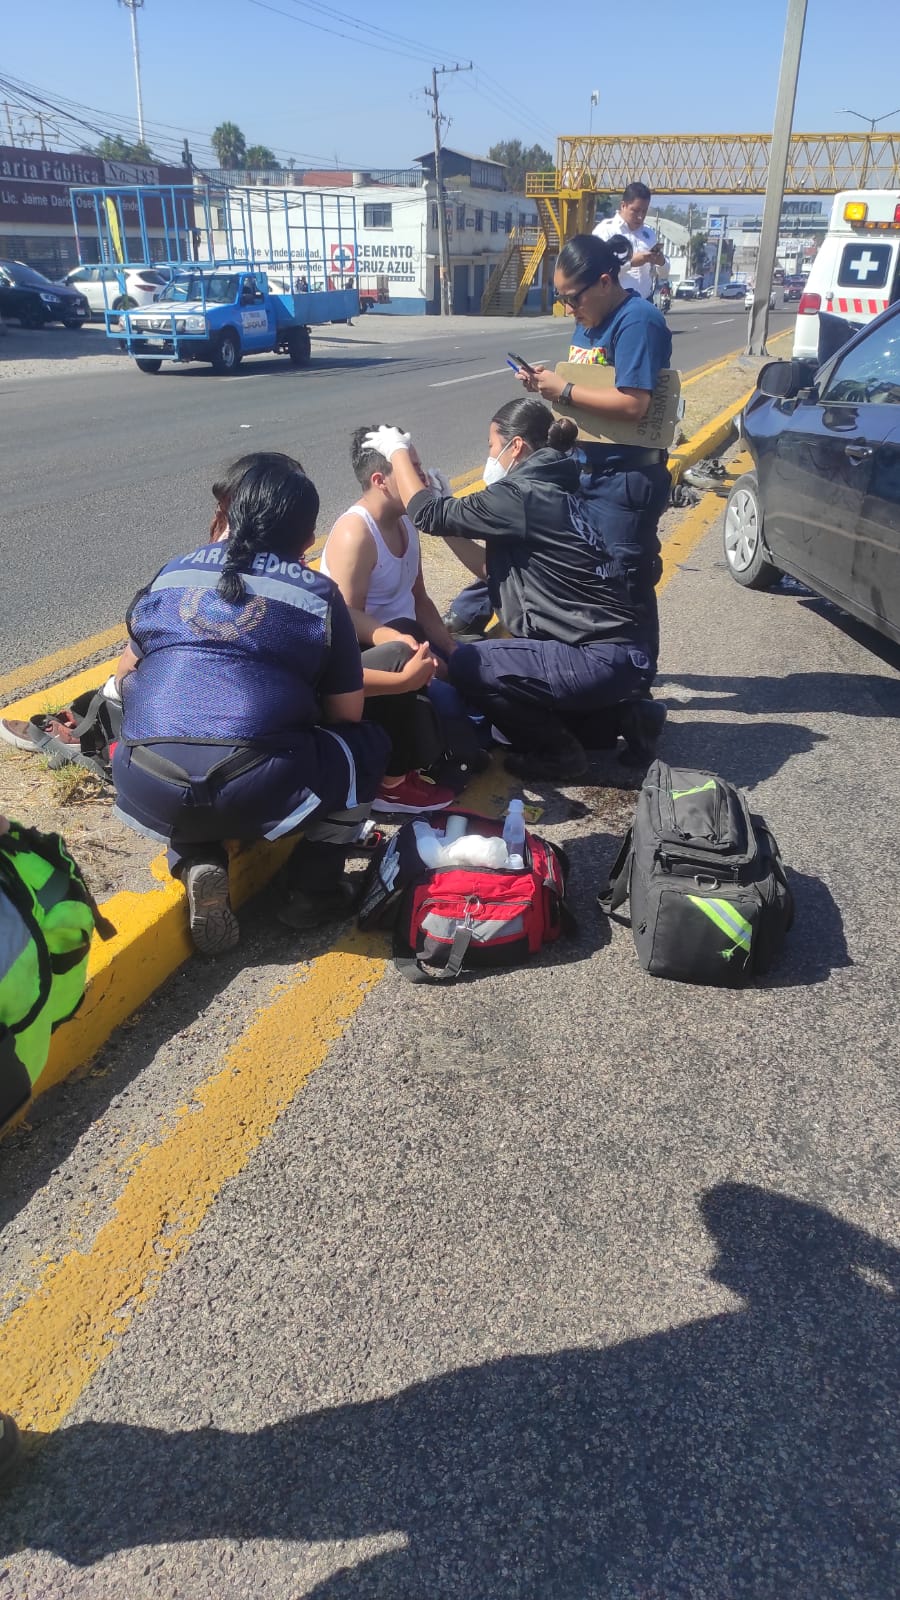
[687,203,694,282]
[747,0,808,356]
[425,62,472,316]
[120,0,147,147]
[589,90,599,136]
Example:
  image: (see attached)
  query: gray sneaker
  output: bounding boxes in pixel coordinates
[183,861,239,957]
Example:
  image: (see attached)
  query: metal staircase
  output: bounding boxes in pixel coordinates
[480,226,541,315]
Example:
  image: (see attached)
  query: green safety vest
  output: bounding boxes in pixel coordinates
[0,823,114,1130]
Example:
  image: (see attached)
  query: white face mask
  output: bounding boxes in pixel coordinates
[482,439,514,485]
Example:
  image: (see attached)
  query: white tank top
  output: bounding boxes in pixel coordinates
[321,504,420,625]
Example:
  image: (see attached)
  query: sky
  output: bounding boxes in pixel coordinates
[3,0,900,177]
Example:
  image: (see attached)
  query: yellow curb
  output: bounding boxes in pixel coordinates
[34,834,296,1099]
[668,389,755,486]
[0,626,126,707]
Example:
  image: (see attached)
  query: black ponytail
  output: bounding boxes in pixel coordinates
[557,231,632,286]
[215,454,320,603]
[491,397,578,457]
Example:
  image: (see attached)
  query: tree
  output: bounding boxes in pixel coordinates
[488,140,554,193]
[211,122,247,169]
[689,232,709,274]
[245,144,280,170]
[94,134,154,162]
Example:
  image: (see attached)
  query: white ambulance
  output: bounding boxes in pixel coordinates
[793,188,900,360]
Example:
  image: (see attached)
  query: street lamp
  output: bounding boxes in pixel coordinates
[119,0,146,147]
[840,107,900,186]
[589,90,599,137]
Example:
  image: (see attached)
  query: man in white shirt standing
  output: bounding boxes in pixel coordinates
[593,182,668,300]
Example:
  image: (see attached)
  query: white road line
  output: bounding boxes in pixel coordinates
[430,367,510,388]
[712,317,736,324]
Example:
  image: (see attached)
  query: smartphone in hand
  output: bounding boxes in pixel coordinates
[507,352,536,376]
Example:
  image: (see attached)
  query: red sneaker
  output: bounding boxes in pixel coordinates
[372,771,455,815]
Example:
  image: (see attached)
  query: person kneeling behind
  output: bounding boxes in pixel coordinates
[363,400,665,783]
[112,453,390,955]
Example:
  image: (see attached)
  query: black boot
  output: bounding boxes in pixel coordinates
[503,730,588,782]
[617,699,668,766]
[278,840,356,931]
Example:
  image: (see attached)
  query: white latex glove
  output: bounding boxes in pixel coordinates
[362,426,411,461]
[426,468,452,494]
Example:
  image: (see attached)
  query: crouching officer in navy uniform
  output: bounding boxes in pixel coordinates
[112,453,389,955]
[363,400,663,782]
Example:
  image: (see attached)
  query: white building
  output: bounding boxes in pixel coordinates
[207,155,543,315]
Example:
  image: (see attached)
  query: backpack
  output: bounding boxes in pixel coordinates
[598,761,793,985]
[358,809,573,982]
[0,823,115,1129]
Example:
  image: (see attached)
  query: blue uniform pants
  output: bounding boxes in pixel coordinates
[113,722,389,875]
[449,637,654,752]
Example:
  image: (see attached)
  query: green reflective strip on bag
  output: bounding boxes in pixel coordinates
[687,895,753,960]
[671,778,718,802]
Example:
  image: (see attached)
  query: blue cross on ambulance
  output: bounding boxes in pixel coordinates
[793,189,900,360]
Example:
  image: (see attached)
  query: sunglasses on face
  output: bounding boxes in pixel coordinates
[554,280,598,309]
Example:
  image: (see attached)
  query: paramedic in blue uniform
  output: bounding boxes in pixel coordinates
[520,231,673,656]
[361,401,662,782]
[111,453,389,956]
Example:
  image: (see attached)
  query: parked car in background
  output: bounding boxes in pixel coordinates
[719,281,748,299]
[674,281,698,299]
[59,265,169,316]
[0,260,89,328]
[745,286,778,310]
[724,301,900,644]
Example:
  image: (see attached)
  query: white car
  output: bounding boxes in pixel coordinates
[59,265,170,316]
[744,286,777,310]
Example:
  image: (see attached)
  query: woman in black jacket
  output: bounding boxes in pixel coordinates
[362,399,664,781]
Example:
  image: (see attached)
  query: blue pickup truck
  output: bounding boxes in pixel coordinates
[120,266,357,375]
[71,182,361,376]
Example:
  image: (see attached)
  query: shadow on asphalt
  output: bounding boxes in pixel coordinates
[661,670,900,720]
[660,716,826,789]
[5,1185,897,1596]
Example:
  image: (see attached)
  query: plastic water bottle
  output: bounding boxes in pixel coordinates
[502,799,526,869]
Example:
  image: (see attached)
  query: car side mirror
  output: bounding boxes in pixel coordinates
[757,358,817,400]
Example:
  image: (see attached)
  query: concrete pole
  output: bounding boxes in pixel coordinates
[747,0,808,356]
[121,0,147,147]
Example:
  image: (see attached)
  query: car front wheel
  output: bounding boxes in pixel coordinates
[723,472,781,590]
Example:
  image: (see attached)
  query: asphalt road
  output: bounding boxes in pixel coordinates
[1,495,896,1598]
[0,302,793,673]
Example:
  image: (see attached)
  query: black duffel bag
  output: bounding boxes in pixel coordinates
[598,760,793,984]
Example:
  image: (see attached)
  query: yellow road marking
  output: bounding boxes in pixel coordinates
[0,626,126,706]
[0,931,388,1432]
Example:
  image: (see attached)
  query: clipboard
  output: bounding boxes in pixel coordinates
[552,363,682,449]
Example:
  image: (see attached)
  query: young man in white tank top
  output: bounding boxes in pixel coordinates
[321,426,459,813]
[322,426,457,659]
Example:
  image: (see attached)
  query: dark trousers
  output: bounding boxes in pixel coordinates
[113,721,390,875]
[448,637,655,753]
[361,638,431,778]
[582,463,671,660]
